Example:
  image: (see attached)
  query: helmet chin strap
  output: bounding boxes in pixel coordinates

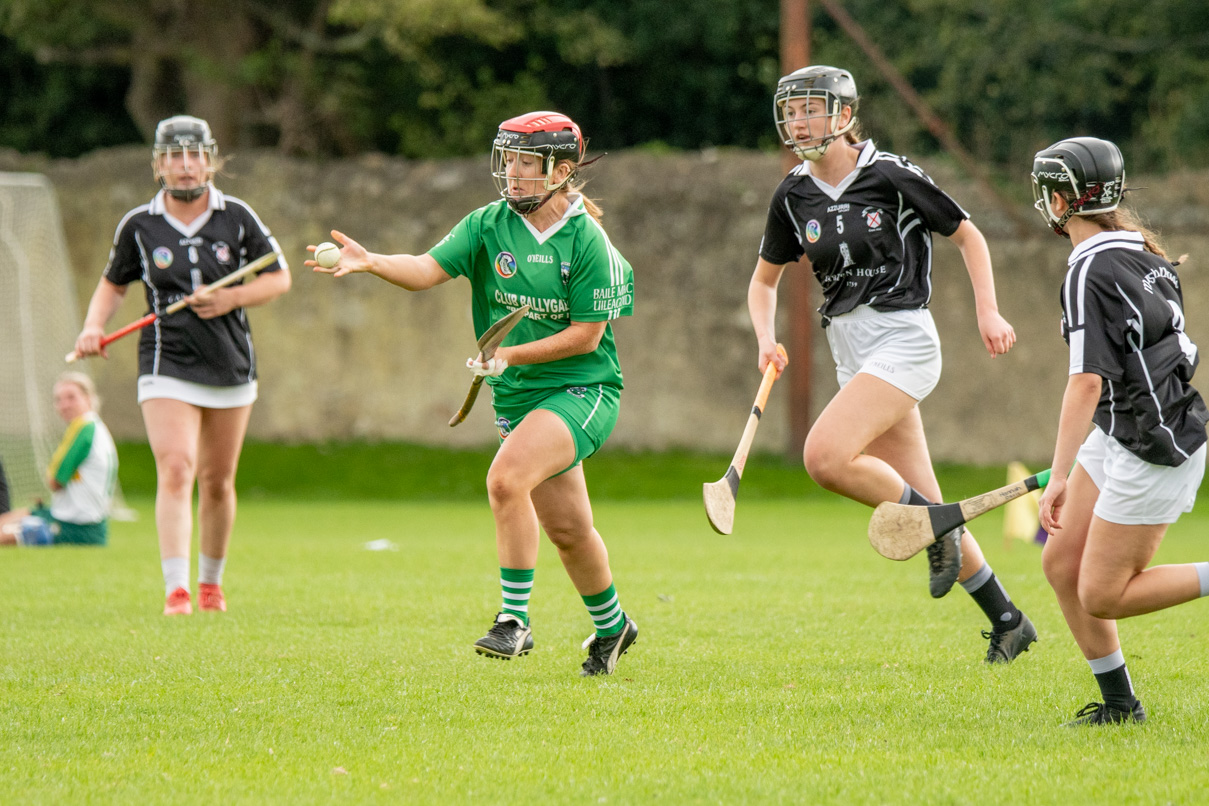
[1052,183,1102,237]
[166,185,208,202]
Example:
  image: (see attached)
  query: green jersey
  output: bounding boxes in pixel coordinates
[429,196,635,409]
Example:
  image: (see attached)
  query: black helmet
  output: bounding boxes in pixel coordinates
[152,115,218,201]
[774,65,859,161]
[1031,137,1125,236]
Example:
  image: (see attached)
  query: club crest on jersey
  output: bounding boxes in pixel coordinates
[805,220,821,243]
[494,251,518,278]
[560,262,571,286]
[567,386,587,399]
[496,417,512,438]
[863,207,883,231]
[212,242,232,264]
[152,247,174,269]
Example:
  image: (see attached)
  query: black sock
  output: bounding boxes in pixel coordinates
[1094,664,1138,711]
[961,565,1021,631]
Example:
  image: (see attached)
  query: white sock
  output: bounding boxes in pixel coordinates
[162,556,190,596]
[198,554,227,586]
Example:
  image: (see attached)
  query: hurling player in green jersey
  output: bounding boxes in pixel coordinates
[310,112,638,676]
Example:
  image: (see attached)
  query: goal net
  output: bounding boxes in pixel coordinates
[0,172,132,518]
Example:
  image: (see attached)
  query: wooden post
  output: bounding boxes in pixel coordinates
[780,0,812,462]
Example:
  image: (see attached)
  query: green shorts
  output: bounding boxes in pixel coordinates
[31,505,108,546]
[494,384,622,475]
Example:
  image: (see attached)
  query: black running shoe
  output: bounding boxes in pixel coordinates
[580,614,638,677]
[473,612,533,660]
[1064,700,1147,726]
[983,612,1038,664]
[926,525,963,598]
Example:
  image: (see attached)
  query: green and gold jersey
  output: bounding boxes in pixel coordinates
[429,196,635,410]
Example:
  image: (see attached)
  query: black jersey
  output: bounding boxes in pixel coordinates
[103,188,286,387]
[1061,230,1208,466]
[759,141,968,321]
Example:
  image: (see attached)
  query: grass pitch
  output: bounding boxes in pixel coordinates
[4,448,1209,803]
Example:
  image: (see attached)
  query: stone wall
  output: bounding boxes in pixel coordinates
[4,145,1209,464]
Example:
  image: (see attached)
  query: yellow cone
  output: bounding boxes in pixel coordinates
[1003,461,1041,548]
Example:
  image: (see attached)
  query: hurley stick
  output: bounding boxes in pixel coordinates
[703,344,788,535]
[868,469,1052,560]
[66,250,280,362]
[449,304,531,427]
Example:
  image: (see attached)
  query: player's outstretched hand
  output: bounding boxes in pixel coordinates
[308,230,371,278]
[978,310,1016,357]
[466,355,508,378]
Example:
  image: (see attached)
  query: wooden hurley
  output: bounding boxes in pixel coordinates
[449,304,531,427]
[65,250,280,363]
[703,344,787,535]
[868,469,1052,561]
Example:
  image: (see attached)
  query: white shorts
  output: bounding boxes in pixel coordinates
[138,375,258,409]
[826,305,942,401]
[1077,427,1207,525]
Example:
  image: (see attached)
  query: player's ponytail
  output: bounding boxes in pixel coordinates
[1082,205,1170,261]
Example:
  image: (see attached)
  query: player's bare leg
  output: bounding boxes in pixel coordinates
[864,406,985,580]
[531,463,610,596]
[802,372,921,506]
[804,374,965,595]
[142,398,202,613]
[195,404,252,611]
[1043,466,1144,722]
[473,409,572,660]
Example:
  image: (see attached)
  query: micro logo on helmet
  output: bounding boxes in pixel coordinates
[153,247,174,269]
[805,220,822,243]
[494,251,518,278]
[496,417,512,438]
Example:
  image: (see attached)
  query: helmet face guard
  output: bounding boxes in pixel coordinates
[1030,137,1125,236]
[774,66,860,161]
[152,115,217,202]
[491,112,585,215]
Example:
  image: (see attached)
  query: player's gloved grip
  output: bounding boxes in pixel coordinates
[466,356,508,378]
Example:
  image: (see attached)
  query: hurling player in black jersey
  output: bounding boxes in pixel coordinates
[749,66,1036,663]
[1032,137,1209,726]
[72,115,290,616]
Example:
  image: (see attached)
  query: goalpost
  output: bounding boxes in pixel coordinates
[0,172,132,518]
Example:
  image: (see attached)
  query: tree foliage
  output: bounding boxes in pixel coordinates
[2,0,1208,173]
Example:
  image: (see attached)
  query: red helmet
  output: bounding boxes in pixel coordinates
[491,111,585,214]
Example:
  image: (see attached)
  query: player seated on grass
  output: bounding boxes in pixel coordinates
[1033,137,1209,726]
[310,111,638,677]
[0,373,118,547]
[748,65,1036,663]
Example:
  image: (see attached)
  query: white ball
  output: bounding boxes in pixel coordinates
[314,242,341,269]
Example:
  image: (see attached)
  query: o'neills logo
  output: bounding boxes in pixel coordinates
[494,251,518,278]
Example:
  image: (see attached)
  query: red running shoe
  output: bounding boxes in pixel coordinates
[163,586,193,615]
[198,583,226,612]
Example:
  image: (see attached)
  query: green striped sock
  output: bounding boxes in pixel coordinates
[500,567,534,625]
[582,583,624,637]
